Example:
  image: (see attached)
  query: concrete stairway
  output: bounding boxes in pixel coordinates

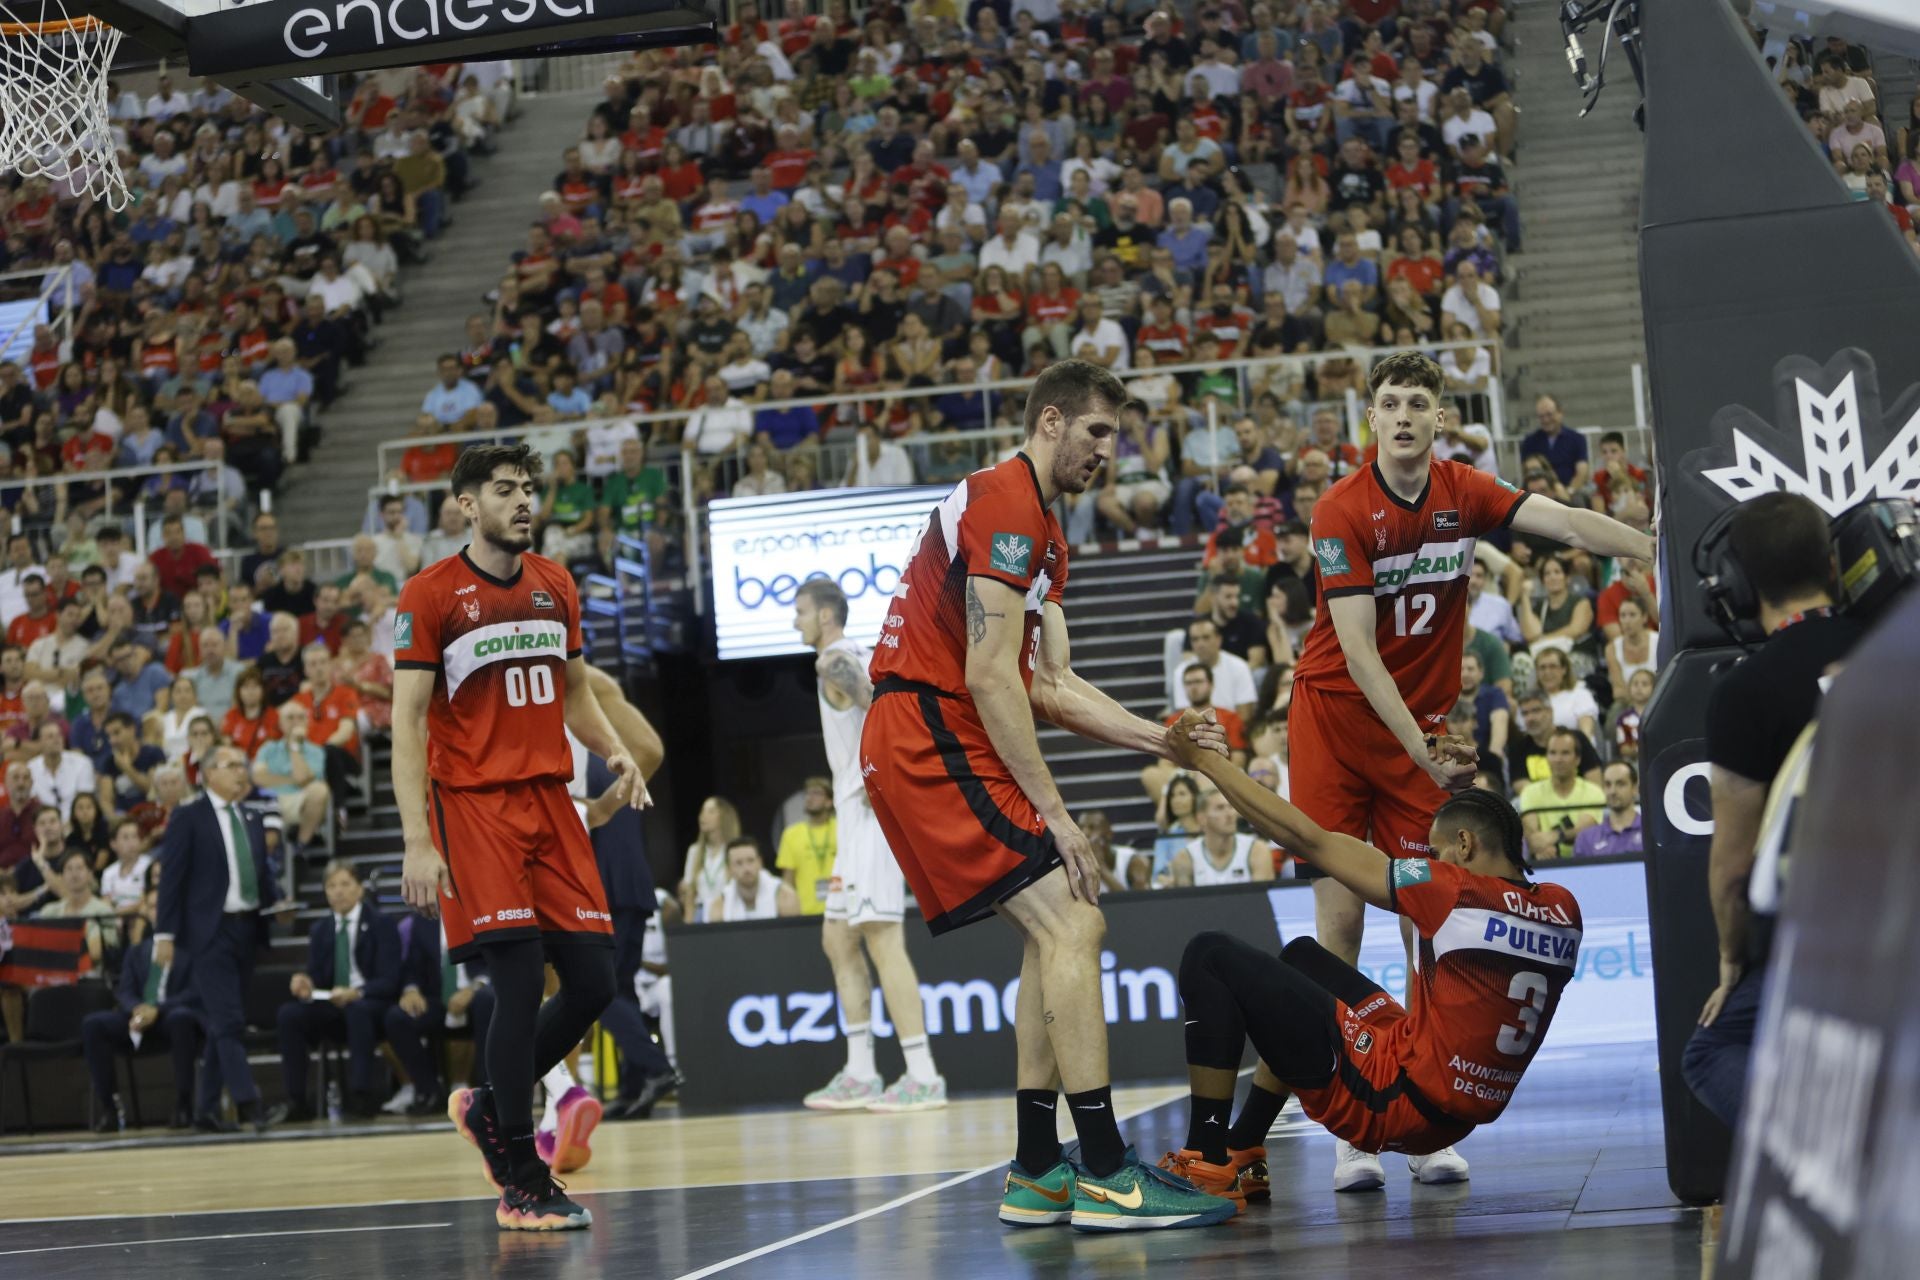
[276,90,599,544]
[1504,0,1649,430]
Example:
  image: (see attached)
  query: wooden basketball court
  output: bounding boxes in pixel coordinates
[0,1042,1708,1278]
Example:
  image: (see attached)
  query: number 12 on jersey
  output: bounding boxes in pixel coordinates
[504,664,556,707]
[1393,592,1437,636]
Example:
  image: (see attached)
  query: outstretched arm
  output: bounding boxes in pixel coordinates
[1510,494,1655,561]
[1169,710,1393,910]
[1031,602,1225,760]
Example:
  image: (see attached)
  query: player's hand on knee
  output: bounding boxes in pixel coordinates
[401,838,451,916]
[1047,814,1102,905]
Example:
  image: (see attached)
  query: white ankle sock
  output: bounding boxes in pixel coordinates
[537,1061,578,1132]
[844,1023,876,1080]
[900,1035,938,1085]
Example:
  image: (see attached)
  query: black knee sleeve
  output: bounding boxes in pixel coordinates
[532,944,617,1079]
[1180,931,1252,1071]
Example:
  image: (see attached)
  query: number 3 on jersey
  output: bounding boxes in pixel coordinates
[504,664,556,707]
[1393,591,1437,637]
[1496,970,1550,1055]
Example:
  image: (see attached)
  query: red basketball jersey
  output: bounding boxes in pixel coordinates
[870,454,1068,699]
[1294,460,1528,723]
[393,549,583,789]
[1386,857,1583,1125]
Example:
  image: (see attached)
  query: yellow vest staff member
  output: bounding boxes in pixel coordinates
[776,777,839,916]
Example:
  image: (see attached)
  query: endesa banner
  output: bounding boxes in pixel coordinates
[707,486,945,661]
[667,862,1656,1109]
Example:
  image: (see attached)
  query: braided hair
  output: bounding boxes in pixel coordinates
[1434,787,1530,872]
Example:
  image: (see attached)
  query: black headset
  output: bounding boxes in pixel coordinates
[1692,502,1764,647]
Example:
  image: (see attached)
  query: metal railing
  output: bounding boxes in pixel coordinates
[0,263,75,363]
[0,459,242,554]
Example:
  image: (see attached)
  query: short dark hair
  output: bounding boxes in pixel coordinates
[1434,788,1526,867]
[1022,358,1126,437]
[451,443,542,496]
[1367,350,1445,400]
[795,577,850,628]
[1547,727,1584,752]
[1600,430,1626,449]
[105,711,138,732]
[725,835,764,860]
[55,848,90,875]
[1728,492,1833,608]
[1605,759,1639,784]
[1182,661,1212,682]
[380,494,405,510]
[322,857,363,883]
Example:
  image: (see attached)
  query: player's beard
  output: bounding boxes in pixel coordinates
[1055,447,1101,495]
[477,514,533,555]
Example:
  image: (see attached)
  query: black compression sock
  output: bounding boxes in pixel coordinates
[1186,1095,1233,1164]
[1065,1086,1125,1178]
[1228,1084,1286,1151]
[1014,1089,1062,1173]
[506,1130,541,1182]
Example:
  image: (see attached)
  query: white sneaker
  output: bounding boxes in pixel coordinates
[1332,1139,1385,1192]
[380,1084,416,1115]
[1407,1146,1470,1184]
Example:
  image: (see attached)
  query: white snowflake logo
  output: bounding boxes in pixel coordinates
[1694,351,1920,518]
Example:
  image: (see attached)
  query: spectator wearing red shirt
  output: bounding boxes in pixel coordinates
[1162,669,1249,753]
[871,226,924,291]
[4,575,55,650]
[1022,263,1080,361]
[1597,562,1658,639]
[149,515,216,600]
[1590,430,1650,518]
[0,647,25,741]
[1299,407,1364,478]
[765,127,815,189]
[1384,134,1440,200]
[1205,487,1280,569]
[292,643,361,814]
[1135,296,1192,362]
[1192,282,1256,361]
[299,583,351,654]
[552,147,606,214]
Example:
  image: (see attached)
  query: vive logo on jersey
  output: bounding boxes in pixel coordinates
[1433,509,1461,532]
[1391,858,1432,889]
[1315,536,1352,575]
[393,612,414,650]
[531,590,555,610]
[990,532,1034,576]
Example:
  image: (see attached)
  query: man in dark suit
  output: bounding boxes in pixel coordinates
[271,859,403,1120]
[383,911,459,1116]
[82,886,203,1131]
[154,742,278,1133]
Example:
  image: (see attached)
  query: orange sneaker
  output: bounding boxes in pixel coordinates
[1157,1149,1245,1212]
[1228,1146,1270,1202]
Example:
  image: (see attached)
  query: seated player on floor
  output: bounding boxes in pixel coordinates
[1160,711,1583,1204]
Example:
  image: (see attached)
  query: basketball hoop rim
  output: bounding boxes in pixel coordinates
[0,15,104,37]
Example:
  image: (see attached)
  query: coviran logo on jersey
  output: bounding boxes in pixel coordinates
[472,632,563,658]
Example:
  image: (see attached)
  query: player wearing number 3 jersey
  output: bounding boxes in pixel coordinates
[1276,353,1649,1191]
[392,444,649,1234]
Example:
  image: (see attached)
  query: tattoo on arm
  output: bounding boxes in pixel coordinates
[1043,1009,1055,1025]
[965,578,1005,647]
[821,650,869,695]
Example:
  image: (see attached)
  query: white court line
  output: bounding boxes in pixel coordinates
[672,1074,1250,1280]
[0,1221,452,1258]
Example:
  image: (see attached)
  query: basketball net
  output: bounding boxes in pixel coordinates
[0,0,128,209]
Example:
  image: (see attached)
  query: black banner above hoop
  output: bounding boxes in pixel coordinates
[185,0,717,80]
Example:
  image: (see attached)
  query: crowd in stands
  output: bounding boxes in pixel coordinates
[1773,32,1920,242]
[401,0,1526,573]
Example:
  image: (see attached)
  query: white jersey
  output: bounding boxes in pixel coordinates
[722,875,782,921]
[1187,833,1258,886]
[636,913,666,993]
[819,636,873,813]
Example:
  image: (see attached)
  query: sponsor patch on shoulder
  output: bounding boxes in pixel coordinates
[990,532,1034,576]
[1315,536,1352,575]
[393,612,413,650]
[1354,1029,1375,1055]
[1433,509,1461,532]
[531,590,555,610]
[1392,858,1433,889]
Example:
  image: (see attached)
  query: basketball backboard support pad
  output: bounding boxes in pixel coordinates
[73,0,717,130]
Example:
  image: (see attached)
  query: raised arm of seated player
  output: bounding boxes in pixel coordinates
[1169,710,1392,910]
[1328,593,1476,792]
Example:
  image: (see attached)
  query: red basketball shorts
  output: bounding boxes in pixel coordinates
[1292,991,1476,1157]
[1288,681,1448,863]
[429,779,613,962]
[861,679,1063,936]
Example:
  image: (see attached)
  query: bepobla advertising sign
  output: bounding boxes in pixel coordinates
[707,486,945,661]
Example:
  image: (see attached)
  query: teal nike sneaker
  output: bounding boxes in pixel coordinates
[1070,1146,1239,1232]
[1000,1158,1076,1226]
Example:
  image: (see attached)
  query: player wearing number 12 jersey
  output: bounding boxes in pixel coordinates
[1281,352,1650,1190]
[1166,725,1582,1194]
[393,444,648,1234]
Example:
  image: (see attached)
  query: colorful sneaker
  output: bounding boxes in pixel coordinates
[1407,1146,1470,1184]
[1070,1147,1238,1232]
[448,1086,511,1192]
[1228,1145,1271,1202]
[1156,1149,1245,1212]
[496,1166,592,1232]
[802,1069,884,1111]
[546,1085,602,1174]
[867,1074,948,1113]
[1000,1158,1076,1227]
[1333,1139,1385,1193]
